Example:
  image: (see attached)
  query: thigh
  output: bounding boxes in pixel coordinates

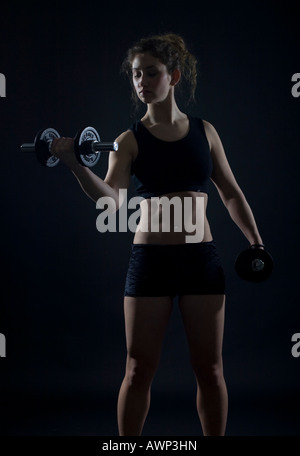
[178,294,226,364]
[124,244,176,298]
[124,296,173,363]
[175,241,226,296]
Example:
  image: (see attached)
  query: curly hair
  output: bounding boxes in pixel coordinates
[121,33,198,110]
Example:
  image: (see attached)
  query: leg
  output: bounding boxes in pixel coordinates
[178,294,227,436]
[117,296,173,436]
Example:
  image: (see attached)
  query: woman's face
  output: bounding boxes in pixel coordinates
[131,52,173,104]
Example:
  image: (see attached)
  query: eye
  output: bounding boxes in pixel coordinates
[148,72,157,77]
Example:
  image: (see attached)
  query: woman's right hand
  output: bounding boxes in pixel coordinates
[51,137,81,170]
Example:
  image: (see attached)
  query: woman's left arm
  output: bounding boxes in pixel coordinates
[204,120,264,246]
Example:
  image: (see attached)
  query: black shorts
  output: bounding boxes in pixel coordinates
[124,240,226,298]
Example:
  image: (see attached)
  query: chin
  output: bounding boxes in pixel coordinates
[139,95,154,103]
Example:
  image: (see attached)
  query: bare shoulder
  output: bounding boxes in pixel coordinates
[202,119,226,158]
[202,118,215,132]
[115,129,138,161]
[202,120,240,195]
[103,129,138,192]
[202,119,219,150]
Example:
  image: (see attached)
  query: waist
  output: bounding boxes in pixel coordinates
[133,190,213,244]
[131,239,216,249]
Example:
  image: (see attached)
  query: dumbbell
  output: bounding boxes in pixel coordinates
[235,244,273,282]
[21,126,118,168]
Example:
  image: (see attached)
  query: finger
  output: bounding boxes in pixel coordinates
[51,137,58,149]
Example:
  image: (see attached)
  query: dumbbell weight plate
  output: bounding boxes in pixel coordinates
[35,128,61,167]
[235,247,274,282]
[74,126,101,167]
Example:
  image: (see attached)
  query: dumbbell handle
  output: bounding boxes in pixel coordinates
[86,140,119,152]
[21,140,118,153]
[21,143,39,153]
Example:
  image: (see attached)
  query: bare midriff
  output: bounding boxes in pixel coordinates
[133,190,213,245]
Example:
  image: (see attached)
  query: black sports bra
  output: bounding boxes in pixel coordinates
[129,115,213,199]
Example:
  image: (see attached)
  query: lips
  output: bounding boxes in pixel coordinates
[140,90,151,96]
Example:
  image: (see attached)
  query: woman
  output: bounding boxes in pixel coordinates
[51,33,264,436]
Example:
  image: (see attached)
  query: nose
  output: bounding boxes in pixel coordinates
[138,73,148,87]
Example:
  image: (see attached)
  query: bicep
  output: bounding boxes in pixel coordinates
[103,130,136,193]
[204,121,242,200]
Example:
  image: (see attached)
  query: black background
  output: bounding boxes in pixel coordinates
[1,0,299,437]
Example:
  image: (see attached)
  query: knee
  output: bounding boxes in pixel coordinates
[125,356,158,389]
[193,359,225,388]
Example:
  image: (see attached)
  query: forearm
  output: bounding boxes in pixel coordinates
[71,164,118,204]
[225,191,263,245]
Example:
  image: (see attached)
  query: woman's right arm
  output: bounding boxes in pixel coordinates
[51,130,136,208]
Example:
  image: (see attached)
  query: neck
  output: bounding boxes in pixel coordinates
[142,92,184,125]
